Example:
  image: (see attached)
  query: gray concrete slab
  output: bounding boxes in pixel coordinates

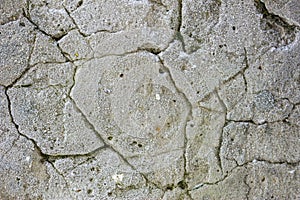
[0,0,299,199]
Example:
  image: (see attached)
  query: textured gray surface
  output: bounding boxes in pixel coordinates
[0,0,299,199]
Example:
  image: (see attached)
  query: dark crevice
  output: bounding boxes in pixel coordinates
[62,4,88,38]
[254,0,298,47]
[4,88,51,162]
[215,90,227,174]
[176,0,186,52]
[22,7,72,64]
[23,1,68,41]
[4,87,108,160]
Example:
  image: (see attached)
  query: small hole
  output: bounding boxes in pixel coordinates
[258,66,262,70]
[232,26,236,30]
[231,138,234,142]
[261,177,265,182]
[119,73,124,78]
[181,65,187,71]
[87,189,92,194]
[89,178,93,182]
[77,0,83,7]
[271,196,274,199]
[173,100,176,103]
[197,91,200,94]
[159,68,164,74]
[166,184,174,190]
[19,22,25,27]
[107,192,112,196]
[177,181,187,189]
[108,136,113,140]
[138,144,143,148]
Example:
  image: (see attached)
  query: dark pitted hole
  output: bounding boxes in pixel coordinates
[232,26,236,30]
[77,0,83,7]
[166,184,174,190]
[177,180,187,189]
[197,91,200,94]
[107,136,113,140]
[19,22,25,27]
[119,73,124,78]
[258,66,262,70]
[173,100,176,103]
[261,177,265,182]
[89,178,93,182]
[87,189,92,194]
[138,144,143,148]
[107,192,112,196]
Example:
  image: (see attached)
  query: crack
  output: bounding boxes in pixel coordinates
[251,158,300,166]
[190,163,242,191]
[68,64,78,97]
[175,0,186,53]
[68,95,162,191]
[23,6,73,64]
[4,87,52,163]
[154,54,193,195]
[254,0,299,29]
[6,33,36,88]
[62,4,87,38]
[242,47,249,93]
[222,47,250,87]
[244,174,250,200]
[215,90,227,174]
[190,158,299,191]
[4,87,107,159]
[45,159,74,199]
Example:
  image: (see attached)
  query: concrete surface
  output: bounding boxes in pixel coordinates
[0,0,299,199]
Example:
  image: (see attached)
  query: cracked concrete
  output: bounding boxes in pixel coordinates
[0,0,299,199]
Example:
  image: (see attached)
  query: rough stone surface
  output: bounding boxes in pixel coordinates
[0,0,299,199]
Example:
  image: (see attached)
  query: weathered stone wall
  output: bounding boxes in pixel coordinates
[0,0,299,199]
